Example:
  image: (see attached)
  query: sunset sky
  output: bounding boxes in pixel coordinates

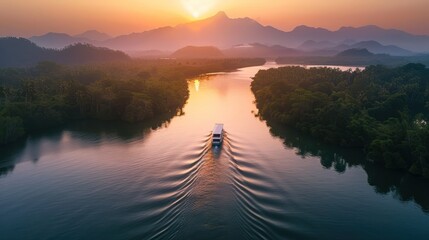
[1,0,428,37]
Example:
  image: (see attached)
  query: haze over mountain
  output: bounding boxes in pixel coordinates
[102,11,289,52]
[171,46,225,59]
[29,32,91,49]
[223,43,302,58]
[29,30,111,49]
[336,48,376,57]
[298,40,337,51]
[330,41,414,56]
[75,30,111,41]
[103,12,429,53]
[25,11,429,54]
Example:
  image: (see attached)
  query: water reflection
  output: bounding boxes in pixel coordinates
[183,137,232,239]
[0,165,15,178]
[265,120,429,213]
[211,144,223,160]
[194,79,200,92]
[0,113,177,178]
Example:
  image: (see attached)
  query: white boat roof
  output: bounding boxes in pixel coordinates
[213,124,224,134]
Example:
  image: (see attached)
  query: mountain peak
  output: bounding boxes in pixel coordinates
[213,11,229,19]
[75,30,111,41]
[292,25,330,33]
[43,32,72,37]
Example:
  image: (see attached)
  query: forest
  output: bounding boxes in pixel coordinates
[0,58,265,145]
[251,64,429,177]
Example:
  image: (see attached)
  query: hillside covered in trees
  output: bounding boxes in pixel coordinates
[0,37,130,68]
[0,58,265,145]
[251,64,429,177]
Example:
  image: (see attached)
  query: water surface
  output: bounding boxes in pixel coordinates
[1,63,428,239]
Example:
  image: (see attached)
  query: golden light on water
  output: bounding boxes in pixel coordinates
[181,0,216,19]
[194,79,200,92]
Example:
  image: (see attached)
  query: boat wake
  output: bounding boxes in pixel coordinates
[224,132,312,239]
[117,134,212,239]
[117,130,311,239]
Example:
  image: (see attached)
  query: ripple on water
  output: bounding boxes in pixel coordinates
[225,134,313,240]
[116,135,212,239]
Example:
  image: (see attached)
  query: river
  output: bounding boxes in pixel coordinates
[1,63,428,239]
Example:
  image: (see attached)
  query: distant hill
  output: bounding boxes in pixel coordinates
[29,31,112,49]
[298,40,337,51]
[29,32,92,49]
[58,44,130,64]
[0,37,129,68]
[296,40,415,57]
[127,50,170,58]
[74,30,111,41]
[171,46,224,59]
[287,25,429,52]
[331,41,414,56]
[0,38,54,67]
[336,48,375,57]
[223,43,302,58]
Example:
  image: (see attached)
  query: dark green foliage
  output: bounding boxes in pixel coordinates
[251,64,429,177]
[0,116,25,144]
[0,58,265,146]
[4,103,64,131]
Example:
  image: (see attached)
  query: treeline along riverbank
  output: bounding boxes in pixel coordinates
[251,64,429,177]
[0,58,265,145]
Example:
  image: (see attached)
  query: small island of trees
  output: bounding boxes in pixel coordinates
[251,64,429,177]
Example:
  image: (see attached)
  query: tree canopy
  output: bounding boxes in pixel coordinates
[251,64,429,177]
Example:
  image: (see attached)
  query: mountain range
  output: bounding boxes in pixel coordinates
[27,11,429,55]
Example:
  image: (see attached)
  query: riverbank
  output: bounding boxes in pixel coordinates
[0,58,266,146]
[251,64,429,178]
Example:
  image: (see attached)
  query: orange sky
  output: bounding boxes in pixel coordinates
[1,0,428,37]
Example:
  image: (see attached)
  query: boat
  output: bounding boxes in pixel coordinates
[212,124,224,146]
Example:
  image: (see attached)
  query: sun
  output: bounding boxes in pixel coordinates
[180,0,216,19]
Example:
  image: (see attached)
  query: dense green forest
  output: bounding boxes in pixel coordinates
[0,58,265,145]
[251,64,429,177]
